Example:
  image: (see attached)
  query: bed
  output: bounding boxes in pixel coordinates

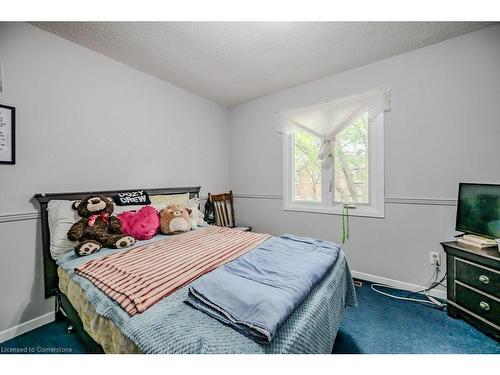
[34,186,356,354]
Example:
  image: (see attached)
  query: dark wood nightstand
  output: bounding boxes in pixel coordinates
[441,241,499,341]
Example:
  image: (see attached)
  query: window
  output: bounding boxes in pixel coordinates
[333,114,369,205]
[280,87,389,218]
[292,129,322,202]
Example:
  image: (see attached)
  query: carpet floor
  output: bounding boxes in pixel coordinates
[1,281,498,354]
[333,282,499,354]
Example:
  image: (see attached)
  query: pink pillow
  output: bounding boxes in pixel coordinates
[117,206,160,240]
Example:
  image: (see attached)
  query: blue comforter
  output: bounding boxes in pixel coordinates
[186,234,341,343]
[58,232,356,353]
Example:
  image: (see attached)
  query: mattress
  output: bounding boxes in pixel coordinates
[58,267,140,353]
[57,235,356,353]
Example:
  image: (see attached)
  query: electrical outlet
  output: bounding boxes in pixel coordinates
[429,251,441,266]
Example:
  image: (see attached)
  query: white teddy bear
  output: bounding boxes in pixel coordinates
[185,197,206,229]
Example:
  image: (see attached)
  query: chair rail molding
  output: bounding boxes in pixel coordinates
[0,197,208,224]
[233,193,457,207]
[0,195,455,224]
[0,212,40,223]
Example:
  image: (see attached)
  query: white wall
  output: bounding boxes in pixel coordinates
[0,22,229,338]
[229,25,500,292]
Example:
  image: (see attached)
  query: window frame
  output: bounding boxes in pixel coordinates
[283,114,385,218]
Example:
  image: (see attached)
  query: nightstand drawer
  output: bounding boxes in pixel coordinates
[455,283,500,327]
[455,259,500,298]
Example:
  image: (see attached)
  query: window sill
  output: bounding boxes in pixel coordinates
[283,203,385,218]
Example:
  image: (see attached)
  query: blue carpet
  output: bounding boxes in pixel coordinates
[1,318,87,354]
[1,281,498,354]
[333,282,499,354]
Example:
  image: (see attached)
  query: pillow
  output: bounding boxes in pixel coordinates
[150,193,190,209]
[113,194,191,214]
[47,200,79,259]
[113,190,151,206]
[117,206,160,240]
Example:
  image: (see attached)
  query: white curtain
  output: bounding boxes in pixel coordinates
[277,86,391,167]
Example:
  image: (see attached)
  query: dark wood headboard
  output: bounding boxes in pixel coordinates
[33,186,201,299]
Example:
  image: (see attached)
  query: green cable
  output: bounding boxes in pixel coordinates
[342,204,350,243]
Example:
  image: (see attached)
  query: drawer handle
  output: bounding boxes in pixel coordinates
[478,275,490,284]
[479,301,490,311]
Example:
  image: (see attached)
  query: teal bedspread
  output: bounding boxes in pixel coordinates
[58,234,357,354]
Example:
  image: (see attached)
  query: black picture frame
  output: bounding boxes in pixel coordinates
[0,104,15,164]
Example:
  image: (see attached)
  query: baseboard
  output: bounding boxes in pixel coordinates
[0,311,55,344]
[351,270,447,300]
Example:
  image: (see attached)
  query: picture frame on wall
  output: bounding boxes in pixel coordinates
[0,104,16,164]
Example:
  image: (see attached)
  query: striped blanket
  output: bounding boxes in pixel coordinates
[75,226,270,315]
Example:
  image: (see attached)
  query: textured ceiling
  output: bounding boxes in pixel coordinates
[32,22,496,106]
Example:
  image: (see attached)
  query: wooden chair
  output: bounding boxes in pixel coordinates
[207,191,251,231]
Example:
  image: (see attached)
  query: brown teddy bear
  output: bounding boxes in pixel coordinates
[67,194,136,256]
[160,205,192,234]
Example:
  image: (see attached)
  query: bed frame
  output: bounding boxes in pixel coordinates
[33,186,201,353]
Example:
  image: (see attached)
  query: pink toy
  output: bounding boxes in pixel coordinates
[117,206,160,240]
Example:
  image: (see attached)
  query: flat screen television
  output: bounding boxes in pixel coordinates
[456,183,500,239]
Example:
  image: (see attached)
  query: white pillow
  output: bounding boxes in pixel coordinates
[47,200,79,260]
[149,193,190,209]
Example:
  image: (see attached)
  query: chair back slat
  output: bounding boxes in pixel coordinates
[222,200,232,227]
[215,201,229,227]
[213,201,220,226]
[225,201,234,227]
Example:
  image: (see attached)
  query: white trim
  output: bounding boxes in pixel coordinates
[283,203,385,218]
[367,114,384,216]
[351,270,447,300]
[0,311,55,344]
[283,130,294,206]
